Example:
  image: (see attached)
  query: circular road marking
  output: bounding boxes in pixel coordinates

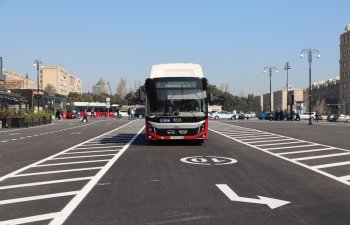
[180,156,237,166]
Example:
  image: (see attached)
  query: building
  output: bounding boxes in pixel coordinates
[273,90,287,112]
[93,78,108,95]
[303,77,339,114]
[1,71,36,90]
[339,24,350,114]
[41,66,83,96]
[262,92,273,113]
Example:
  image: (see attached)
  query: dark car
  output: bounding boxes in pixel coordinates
[258,112,271,120]
[134,107,145,118]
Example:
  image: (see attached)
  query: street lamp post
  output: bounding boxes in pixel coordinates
[284,62,291,120]
[300,48,320,125]
[33,60,43,112]
[264,66,278,119]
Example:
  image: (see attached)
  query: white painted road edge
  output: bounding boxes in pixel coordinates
[49,124,145,225]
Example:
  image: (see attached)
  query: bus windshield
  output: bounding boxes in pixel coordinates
[148,88,207,117]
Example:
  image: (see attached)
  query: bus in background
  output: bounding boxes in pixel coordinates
[144,63,210,143]
[73,102,118,118]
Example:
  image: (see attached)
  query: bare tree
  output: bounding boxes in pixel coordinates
[116,78,127,97]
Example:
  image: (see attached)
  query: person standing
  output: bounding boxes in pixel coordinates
[81,109,88,123]
[131,107,135,120]
[127,108,131,120]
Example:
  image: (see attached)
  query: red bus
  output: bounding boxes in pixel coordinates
[73,102,118,118]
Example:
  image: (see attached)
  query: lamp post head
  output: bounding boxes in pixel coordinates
[317,54,321,58]
[300,53,304,58]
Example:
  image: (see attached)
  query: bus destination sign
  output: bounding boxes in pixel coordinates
[156,81,197,89]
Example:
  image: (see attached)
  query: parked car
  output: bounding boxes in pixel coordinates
[327,114,350,122]
[134,107,145,118]
[210,111,236,120]
[115,109,129,118]
[258,112,274,120]
[245,111,256,118]
[238,113,246,119]
[300,112,316,120]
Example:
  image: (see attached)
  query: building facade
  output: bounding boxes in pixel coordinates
[41,66,83,96]
[1,71,37,90]
[262,93,273,113]
[339,24,350,114]
[273,90,287,112]
[93,78,108,95]
[303,77,340,114]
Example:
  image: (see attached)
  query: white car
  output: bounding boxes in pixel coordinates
[300,112,316,120]
[115,110,129,118]
[245,112,256,118]
[211,111,236,120]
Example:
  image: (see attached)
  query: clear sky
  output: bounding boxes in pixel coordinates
[0,0,349,96]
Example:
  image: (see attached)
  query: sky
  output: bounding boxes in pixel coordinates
[0,0,349,96]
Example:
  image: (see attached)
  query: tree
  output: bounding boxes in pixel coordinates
[116,78,127,98]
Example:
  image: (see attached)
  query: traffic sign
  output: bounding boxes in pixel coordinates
[106,97,110,102]
[106,102,110,108]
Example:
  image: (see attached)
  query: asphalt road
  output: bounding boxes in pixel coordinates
[0,118,350,225]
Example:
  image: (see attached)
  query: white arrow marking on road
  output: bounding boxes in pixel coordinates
[216,184,290,209]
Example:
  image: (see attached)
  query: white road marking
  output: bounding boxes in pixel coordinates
[62,150,120,155]
[49,125,145,225]
[13,167,103,177]
[34,160,110,167]
[0,177,93,190]
[313,161,350,169]
[246,138,293,144]
[255,141,304,147]
[216,184,290,209]
[277,148,337,156]
[293,152,350,161]
[50,154,116,160]
[210,121,350,187]
[0,191,79,205]
[239,136,282,141]
[0,212,59,225]
[264,144,318,151]
[72,146,122,150]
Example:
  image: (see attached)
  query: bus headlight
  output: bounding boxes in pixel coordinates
[200,123,205,131]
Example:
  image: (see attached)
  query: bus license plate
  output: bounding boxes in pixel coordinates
[170,136,184,139]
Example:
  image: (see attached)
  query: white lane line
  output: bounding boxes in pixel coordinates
[49,125,145,225]
[239,136,282,141]
[35,160,110,167]
[264,144,318,151]
[0,191,79,205]
[232,134,272,138]
[210,121,350,187]
[313,161,350,169]
[339,175,350,181]
[50,154,116,160]
[0,177,93,190]
[63,150,120,155]
[0,212,59,225]
[292,151,350,161]
[13,167,103,177]
[78,143,121,146]
[1,140,8,143]
[278,148,337,156]
[255,141,305,147]
[246,138,294,144]
[71,146,123,150]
